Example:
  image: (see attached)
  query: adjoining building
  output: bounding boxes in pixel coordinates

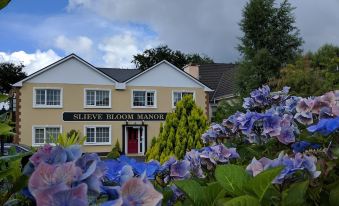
[183,63,237,120]
[12,54,212,155]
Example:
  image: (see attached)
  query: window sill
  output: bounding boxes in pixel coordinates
[84,106,112,109]
[32,143,56,147]
[131,106,157,109]
[84,142,111,146]
[33,105,63,109]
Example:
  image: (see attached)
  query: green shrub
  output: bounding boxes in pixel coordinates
[146,95,208,163]
[107,140,121,159]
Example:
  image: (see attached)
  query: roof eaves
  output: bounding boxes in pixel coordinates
[125,60,213,91]
[12,53,117,87]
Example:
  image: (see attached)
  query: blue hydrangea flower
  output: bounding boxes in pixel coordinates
[262,113,281,136]
[307,117,339,136]
[201,123,227,144]
[76,153,107,193]
[238,112,262,135]
[291,141,321,153]
[184,150,205,178]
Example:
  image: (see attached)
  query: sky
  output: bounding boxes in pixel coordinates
[0,0,339,75]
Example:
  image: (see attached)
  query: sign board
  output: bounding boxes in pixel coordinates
[63,112,167,121]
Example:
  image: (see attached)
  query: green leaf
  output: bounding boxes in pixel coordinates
[0,94,8,102]
[222,195,260,206]
[246,166,283,202]
[215,164,250,196]
[175,180,224,206]
[329,183,339,206]
[282,180,309,206]
[175,180,206,206]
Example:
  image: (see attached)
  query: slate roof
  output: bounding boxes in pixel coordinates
[198,63,237,101]
[96,68,142,82]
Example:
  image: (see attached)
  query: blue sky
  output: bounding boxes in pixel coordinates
[1,0,339,74]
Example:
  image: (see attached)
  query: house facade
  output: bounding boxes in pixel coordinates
[13,54,212,154]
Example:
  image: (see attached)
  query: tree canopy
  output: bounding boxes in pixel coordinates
[0,0,10,10]
[270,44,339,97]
[131,45,214,70]
[237,0,303,96]
[0,62,27,93]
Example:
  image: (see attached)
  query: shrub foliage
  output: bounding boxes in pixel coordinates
[146,95,208,163]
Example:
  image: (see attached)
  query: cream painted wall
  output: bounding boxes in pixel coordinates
[19,83,207,153]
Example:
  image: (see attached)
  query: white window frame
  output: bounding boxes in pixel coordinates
[131,89,157,108]
[84,88,111,108]
[172,90,195,108]
[33,87,63,108]
[32,125,62,146]
[83,125,112,146]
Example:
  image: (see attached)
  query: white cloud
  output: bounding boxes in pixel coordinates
[54,35,93,59]
[0,50,61,75]
[67,0,339,62]
[67,0,246,62]
[98,33,141,68]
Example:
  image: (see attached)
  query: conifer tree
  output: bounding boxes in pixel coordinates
[146,95,208,163]
[236,0,303,96]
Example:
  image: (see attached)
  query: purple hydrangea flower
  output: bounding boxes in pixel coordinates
[294,112,313,125]
[184,150,205,178]
[223,112,242,133]
[246,157,272,176]
[28,161,83,206]
[199,144,239,170]
[246,152,321,184]
[201,123,227,144]
[120,174,163,205]
[52,184,88,206]
[296,98,314,113]
[277,126,295,145]
[119,165,134,185]
[237,112,262,135]
[170,160,191,180]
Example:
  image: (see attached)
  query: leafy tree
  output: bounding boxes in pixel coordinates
[0,62,27,93]
[146,95,208,163]
[311,44,339,71]
[0,0,10,10]
[132,45,214,70]
[237,0,303,96]
[237,49,280,96]
[270,45,339,96]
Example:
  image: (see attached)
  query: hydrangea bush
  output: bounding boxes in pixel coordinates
[7,85,339,206]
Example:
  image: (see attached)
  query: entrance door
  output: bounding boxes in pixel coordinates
[127,127,139,153]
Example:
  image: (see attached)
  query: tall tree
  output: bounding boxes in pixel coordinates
[0,62,27,93]
[237,0,303,96]
[132,45,214,70]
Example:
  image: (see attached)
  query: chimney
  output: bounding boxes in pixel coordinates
[183,63,199,79]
